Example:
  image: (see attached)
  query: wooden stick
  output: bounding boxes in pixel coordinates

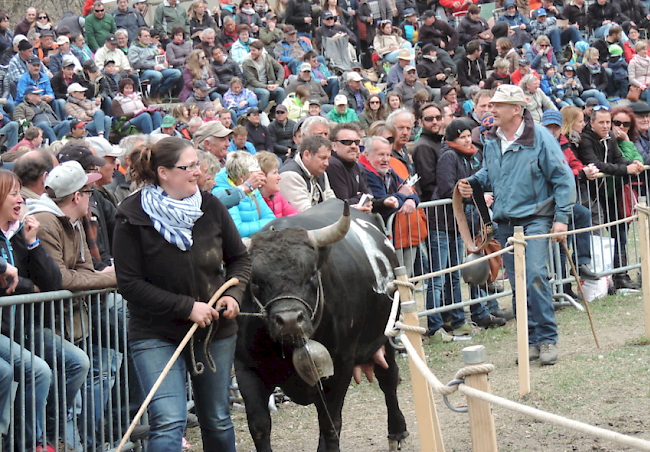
[636,198,650,338]
[116,277,240,452]
[513,226,530,396]
[560,241,600,348]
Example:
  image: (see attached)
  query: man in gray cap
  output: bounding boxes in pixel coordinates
[394,64,425,109]
[286,62,329,106]
[457,85,576,366]
[184,79,211,109]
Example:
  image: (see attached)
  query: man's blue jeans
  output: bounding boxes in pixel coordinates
[129,111,163,134]
[547,26,584,51]
[430,229,488,329]
[253,87,286,112]
[50,99,66,121]
[582,89,608,106]
[0,121,18,149]
[322,77,339,104]
[36,120,71,143]
[0,334,52,449]
[141,68,182,97]
[85,109,111,136]
[131,333,237,452]
[498,217,558,346]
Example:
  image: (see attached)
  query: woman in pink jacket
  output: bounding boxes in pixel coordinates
[256,151,297,217]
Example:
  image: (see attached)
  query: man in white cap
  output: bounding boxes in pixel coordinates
[457,84,576,366]
[394,65,425,109]
[286,62,329,107]
[327,94,359,123]
[339,70,369,115]
[387,47,415,90]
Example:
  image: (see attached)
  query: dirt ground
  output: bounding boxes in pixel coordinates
[183,289,650,452]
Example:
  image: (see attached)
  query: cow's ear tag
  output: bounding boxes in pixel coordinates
[292,339,334,386]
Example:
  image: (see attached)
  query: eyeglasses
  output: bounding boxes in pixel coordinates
[336,139,361,146]
[423,115,442,122]
[593,105,610,111]
[369,100,381,104]
[173,161,201,171]
[613,120,631,127]
[276,110,287,114]
[80,189,93,195]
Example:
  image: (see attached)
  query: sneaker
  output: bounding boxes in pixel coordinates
[515,345,540,364]
[614,274,641,290]
[431,328,454,343]
[452,323,473,336]
[491,308,515,321]
[539,343,558,366]
[476,314,506,329]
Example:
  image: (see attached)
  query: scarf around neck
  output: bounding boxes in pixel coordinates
[585,61,601,74]
[445,140,477,157]
[140,184,203,251]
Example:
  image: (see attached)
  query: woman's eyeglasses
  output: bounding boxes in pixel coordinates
[173,161,202,171]
[369,100,381,104]
[613,120,631,127]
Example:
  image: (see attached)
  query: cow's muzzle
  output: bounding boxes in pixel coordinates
[274,309,306,337]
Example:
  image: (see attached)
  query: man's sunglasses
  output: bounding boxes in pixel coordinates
[336,139,361,146]
[423,115,442,122]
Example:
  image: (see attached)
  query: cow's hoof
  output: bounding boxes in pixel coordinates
[388,432,409,450]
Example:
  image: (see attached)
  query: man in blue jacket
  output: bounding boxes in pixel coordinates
[457,84,576,366]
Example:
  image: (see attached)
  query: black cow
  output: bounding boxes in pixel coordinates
[235,199,409,452]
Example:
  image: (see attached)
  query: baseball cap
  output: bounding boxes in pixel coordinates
[27,55,40,65]
[194,79,208,91]
[308,98,321,106]
[404,65,416,72]
[246,107,260,116]
[346,71,363,82]
[70,119,88,129]
[132,0,146,4]
[193,121,232,145]
[541,110,563,127]
[536,8,547,16]
[105,34,118,44]
[57,143,106,170]
[67,83,87,94]
[422,10,436,18]
[266,12,277,20]
[40,30,54,37]
[518,58,530,66]
[300,62,312,72]
[86,136,125,158]
[62,57,76,68]
[18,40,33,51]
[563,64,576,72]
[275,104,288,113]
[489,84,528,107]
[284,25,297,34]
[161,115,177,128]
[45,161,102,199]
[585,98,599,107]
[83,59,99,73]
[631,102,650,114]
[322,10,334,19]
[57,26,71,35]
[404,8,416,16]
[334,94,348,105]
[24,86,43,96]
[504,0,517,8]
[56,36,69,46]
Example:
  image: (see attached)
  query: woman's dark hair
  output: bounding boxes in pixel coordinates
[0,170,20,207]
[130,137,192,186]
[171,26,186,39]
[304,50,317,61]
[0,10,9,22]
[611,106,639,142]
[362,94,386,123]
[118,77,135,93]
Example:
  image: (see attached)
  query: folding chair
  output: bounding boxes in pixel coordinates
[322,35,355,74]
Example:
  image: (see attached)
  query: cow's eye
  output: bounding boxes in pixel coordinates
[251,283,261,298]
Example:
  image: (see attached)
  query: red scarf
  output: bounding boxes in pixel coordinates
[445,140,477,157]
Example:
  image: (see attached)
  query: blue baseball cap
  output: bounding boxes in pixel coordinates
[541,110,563,127]
[536,8,547,16]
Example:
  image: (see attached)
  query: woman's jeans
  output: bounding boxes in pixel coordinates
[384,42,414,64]
[85,109,112,136]
[130,333,237,452]
[128,111,163,134]
[0,334,52,449]
[582,89,608,106]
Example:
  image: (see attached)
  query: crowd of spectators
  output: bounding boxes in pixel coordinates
[1,0,650,447]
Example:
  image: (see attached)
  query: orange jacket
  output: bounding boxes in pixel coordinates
[390,156,428,249]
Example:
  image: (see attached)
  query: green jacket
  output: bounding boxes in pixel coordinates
[84,13,117,52]
[153,0,190,38]
[327,108,359,124]
[618,139,644,163]
[241,55,284,90]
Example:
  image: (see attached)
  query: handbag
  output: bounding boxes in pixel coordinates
[627,85,642,102]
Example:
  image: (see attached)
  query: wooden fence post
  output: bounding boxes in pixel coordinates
[463,345,498,452]
[513,226,530,396]
[395,266,445,452]
[636,197,650,339]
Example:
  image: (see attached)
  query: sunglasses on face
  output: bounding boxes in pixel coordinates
[613,120,631,127]
[336,139,361,146]
[370,100,381,104]
[423,115,442,122]
[39,15,48,19]
[95,9,105,12]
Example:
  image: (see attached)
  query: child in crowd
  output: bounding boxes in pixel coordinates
[570,41,589,67]
[608,44,629,99]
[223,76,258,119]
[102,60,122,101]
[188,103,200,118]
[173,104,190,126]
[558,64,584,106]
[202,102,218,122]
[282,85,310,120]
[462,85,480,116]
[540,63,568,108]
[484,58,511,90]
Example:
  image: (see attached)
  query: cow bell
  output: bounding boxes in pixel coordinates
[292,339,334,387]
[461,253,490,286]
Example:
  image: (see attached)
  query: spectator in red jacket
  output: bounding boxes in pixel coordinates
[256,151,298,217]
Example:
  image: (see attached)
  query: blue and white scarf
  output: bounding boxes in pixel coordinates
[140,184,204,251]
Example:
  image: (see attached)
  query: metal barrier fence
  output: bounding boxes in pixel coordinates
[0,288,144,452]
[386,170,650,325]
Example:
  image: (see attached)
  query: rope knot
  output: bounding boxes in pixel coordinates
[507,237,528,247]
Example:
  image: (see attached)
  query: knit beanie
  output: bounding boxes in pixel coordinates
[445,120,472,141]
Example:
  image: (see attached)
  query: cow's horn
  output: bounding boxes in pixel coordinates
[308,201,351,248]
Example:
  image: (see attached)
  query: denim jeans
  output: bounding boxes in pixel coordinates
[50,99,66,121]
[253,87,286,112]
[383,42,414,64]
[561,26,585,46]
[129,111,162,134]
[0,121,18,149]
[430,229,488,329]
[84,109,111,136]
[582,89,608,106]
[323,77,339,104]
[35,120,71,143]
[498,217,558,346]
[0,334,52,448]
[130,333,237,452]
[141,68,183,97]
[29,327,90,447]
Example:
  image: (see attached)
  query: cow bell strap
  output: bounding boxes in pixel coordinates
[252,271,324,322]
[452,179,494,255]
